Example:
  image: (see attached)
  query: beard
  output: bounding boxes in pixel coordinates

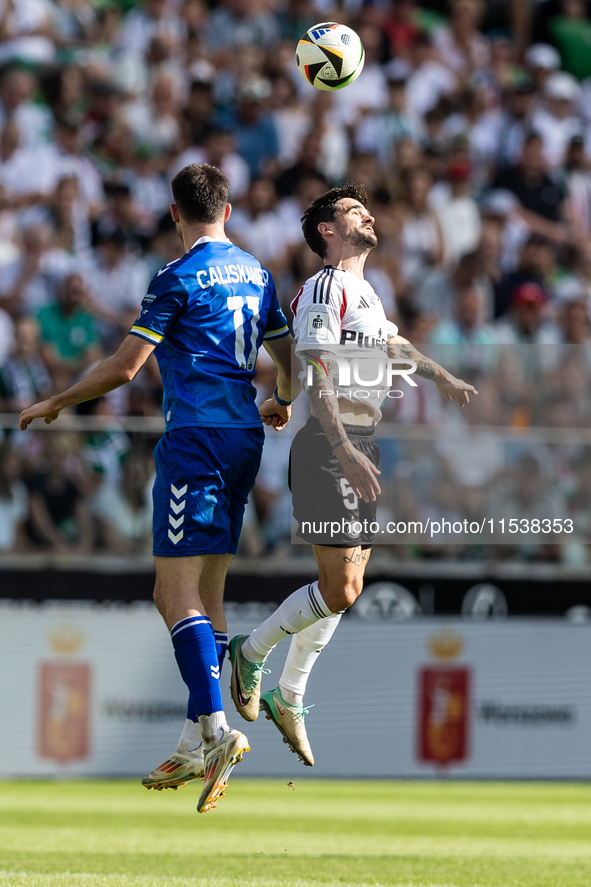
[345,227,378,252]
[175,221,184,245]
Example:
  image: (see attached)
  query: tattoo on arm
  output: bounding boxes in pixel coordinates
[389,343,444,382]
[306,350,350,449]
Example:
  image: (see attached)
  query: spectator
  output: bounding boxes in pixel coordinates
[355,76,423,169]
[495,282,560,345]
[406,31,457,119]
[91,454,154,554]
[276,173,326,248]
[123,145,171,227]
[94,182,152,251]
[565,135,591,234]
[275,130,325,198]
[495,233,556,318]
[492,133,567,241]
[38,118,104,211]
[87,230,149,345]
[229,78,279,179]
[180,78,214,147]
[431,283,496,345]
[118,0,185,58]
[125,73,181,154]
[436,161,481,264]
[204,0,280,54]
[392,165,444,293]
[496,81,536,168]
[0,223,74,316]
[550,1,591,81]
[144,210,184,278]
[0,441,28,552]
[333,24,388,129]
[226,177,288,271]
[270,74,309,169]
[171,127,249,200]
[0,119,52,204]
[532,71,585,170]
[25,433,94,554]
[488,452,568,549]
[433,0,490,76]
[415,249,481,320]
[0,316,50,411]
[76,396,131,486]
[37,272,101,390]
[0,66,52,147]
[46,175,92,258]
[383,0,422,60]
[0,303,14,367]
[523,43,561,94]
[558,297,591,344]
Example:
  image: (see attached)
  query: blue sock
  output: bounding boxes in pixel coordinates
[214,631,229,672]
[186,630,229,721]
[171,616,223,719]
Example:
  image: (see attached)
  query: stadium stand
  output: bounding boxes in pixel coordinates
[1,0,591,614]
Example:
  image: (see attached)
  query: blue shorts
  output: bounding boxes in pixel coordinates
[152,425,265,557]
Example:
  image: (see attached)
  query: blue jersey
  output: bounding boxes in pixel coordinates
[130,237,289,430]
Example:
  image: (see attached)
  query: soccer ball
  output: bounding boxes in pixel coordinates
[295,22,365,91]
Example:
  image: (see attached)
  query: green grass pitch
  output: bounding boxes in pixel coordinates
[1,779,591,887]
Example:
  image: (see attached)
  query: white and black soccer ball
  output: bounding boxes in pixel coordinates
[295,22,365,91]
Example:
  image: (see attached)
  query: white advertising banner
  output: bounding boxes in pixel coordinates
[0,602,590,779]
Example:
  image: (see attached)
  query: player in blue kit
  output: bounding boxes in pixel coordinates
[20,163,297,813]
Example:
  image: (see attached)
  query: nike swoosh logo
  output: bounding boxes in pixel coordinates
[275,701,287,717]
[237,669,251,707]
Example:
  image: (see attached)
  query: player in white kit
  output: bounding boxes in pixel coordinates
[228,184,477,764]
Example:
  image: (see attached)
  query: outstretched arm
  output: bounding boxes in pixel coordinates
[387,335,478,406]
[19,335,156,429]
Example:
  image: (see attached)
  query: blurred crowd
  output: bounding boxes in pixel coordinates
[3,0,591,559]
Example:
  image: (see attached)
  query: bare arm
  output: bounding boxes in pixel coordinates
[387,335,477,406]
[259,334,302,431]
[305,349,381,503]
[263,334,300,402]
[20,335,155,429]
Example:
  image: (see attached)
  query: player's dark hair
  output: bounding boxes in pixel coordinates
[301,183,369,258]
[171,163,229,225]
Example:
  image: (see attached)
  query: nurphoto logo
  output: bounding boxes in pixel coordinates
[305,354,417,399]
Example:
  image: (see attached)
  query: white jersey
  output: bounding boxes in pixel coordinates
[291,265,398,423]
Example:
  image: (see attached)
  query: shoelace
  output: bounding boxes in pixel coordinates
[242,659,271,691]
[288,702,314,723]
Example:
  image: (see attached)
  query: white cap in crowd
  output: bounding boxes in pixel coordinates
[524,43,561,71]
[545,71,581,103]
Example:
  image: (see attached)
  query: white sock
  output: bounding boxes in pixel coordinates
[198,710,228,746]
[242,581,334,663]
[279,612,343,704]
[176,718,202,753]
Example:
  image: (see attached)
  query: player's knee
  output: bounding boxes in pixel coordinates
[321,575,363,612]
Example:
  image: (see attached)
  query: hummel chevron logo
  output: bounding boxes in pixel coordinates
[169,499,186,514]
[169,514,184,529]
[168,529,184,544]
[171,484,188,499]
[210,665,220,679]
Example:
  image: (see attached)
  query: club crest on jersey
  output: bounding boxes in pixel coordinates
[307,308,328,340]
